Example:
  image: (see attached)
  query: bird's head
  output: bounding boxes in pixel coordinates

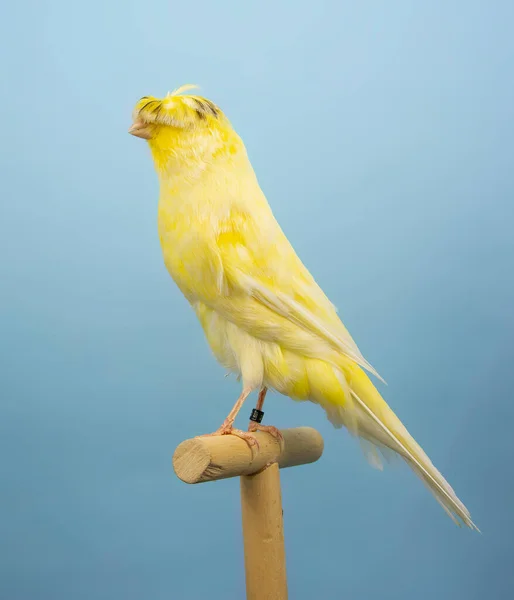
[129,85,243,177]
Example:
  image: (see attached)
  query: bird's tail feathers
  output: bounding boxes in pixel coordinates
[327,365,478,530]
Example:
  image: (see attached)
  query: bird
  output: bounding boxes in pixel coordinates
[129,84,477,529]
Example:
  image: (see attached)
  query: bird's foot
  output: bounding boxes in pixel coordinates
[247,422,285,453]
[196,419,260,459]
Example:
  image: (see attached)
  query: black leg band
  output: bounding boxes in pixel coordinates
[249,408,264,423]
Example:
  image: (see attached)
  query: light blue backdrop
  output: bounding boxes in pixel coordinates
[1,1,513,598]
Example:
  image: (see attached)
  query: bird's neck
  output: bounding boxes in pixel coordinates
[155,146,255,211]
[149,126,246,186]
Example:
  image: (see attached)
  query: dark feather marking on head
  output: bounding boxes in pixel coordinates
[191,98,207,120]
[192,98,206,111]
[204,100,219,117]
[193,97,219,119]
[139,99,160,113]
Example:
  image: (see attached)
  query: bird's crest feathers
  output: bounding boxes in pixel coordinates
[133,84,221,130]
[167,84,200,96]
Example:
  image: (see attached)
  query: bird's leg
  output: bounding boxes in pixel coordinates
[248,387,285,452]
[197,387,260,456]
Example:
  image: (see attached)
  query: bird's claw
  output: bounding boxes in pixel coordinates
[247,423,285,453]
[196,422,260,460]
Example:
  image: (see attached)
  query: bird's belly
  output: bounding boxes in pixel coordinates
[193,303,348,408]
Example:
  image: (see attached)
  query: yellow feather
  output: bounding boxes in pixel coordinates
[169,83,200,96]
[130,87,477,529]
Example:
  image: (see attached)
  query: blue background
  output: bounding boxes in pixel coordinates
[1,1,513,598]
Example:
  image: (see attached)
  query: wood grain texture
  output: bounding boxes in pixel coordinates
[241,463,287,600]
[172,427,324,484]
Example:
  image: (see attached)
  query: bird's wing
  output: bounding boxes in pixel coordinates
[213,208,383,381]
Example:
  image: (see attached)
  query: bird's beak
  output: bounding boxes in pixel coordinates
[128,120,152,140]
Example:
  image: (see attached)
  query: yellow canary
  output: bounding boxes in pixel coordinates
[129,85,476,529]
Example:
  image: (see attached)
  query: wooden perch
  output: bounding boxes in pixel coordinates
[241,462,287,600]
[172,426,324,484]
[172,427,324,600]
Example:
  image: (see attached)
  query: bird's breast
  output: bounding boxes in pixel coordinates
[157,195,227,303]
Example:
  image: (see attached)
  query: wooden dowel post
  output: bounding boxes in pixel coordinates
[241,463,287,600]
[173,427,324,483]
[172,427,324,599]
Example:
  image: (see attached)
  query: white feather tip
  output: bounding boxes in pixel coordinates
[167,84,200,97]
